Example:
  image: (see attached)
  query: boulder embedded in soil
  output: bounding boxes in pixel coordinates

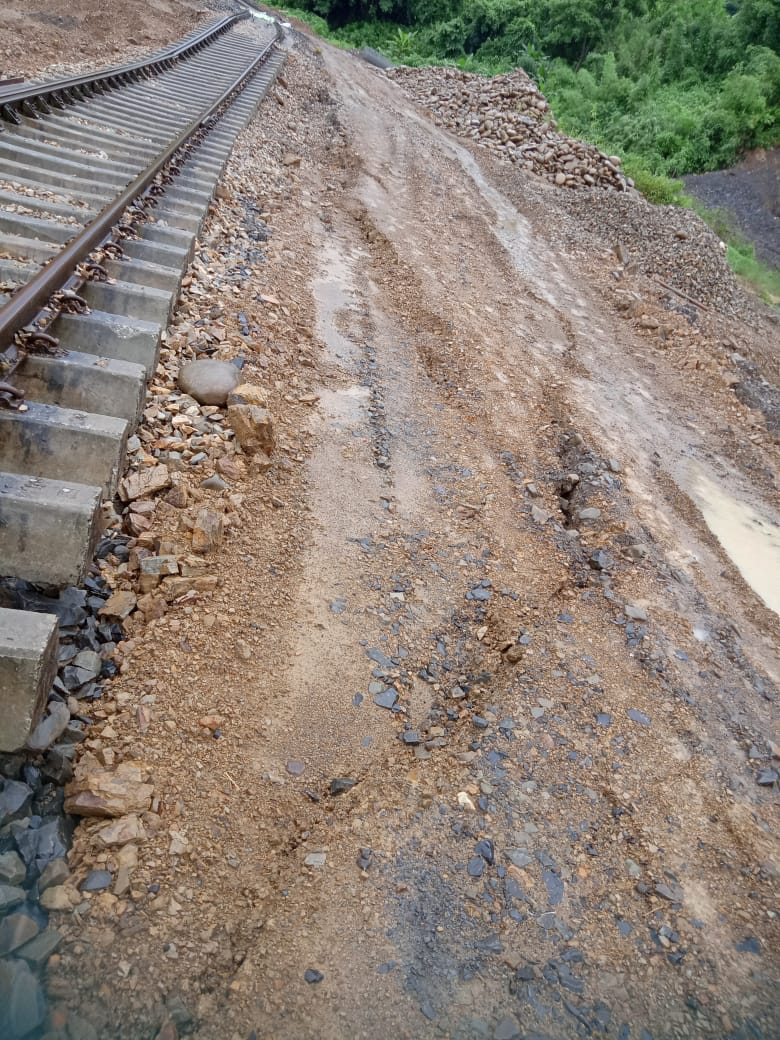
[177,360,241,405]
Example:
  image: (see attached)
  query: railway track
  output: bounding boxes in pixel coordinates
[0,6,285,750]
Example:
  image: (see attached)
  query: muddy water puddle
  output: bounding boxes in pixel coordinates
[691,468,780,616]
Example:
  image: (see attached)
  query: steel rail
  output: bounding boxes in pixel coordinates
[0,13,248,119]
[0,32,278,356]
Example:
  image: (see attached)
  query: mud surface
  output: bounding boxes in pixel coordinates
[11,17,779,1040]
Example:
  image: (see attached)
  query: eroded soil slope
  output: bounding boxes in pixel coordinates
[0,0,212,79]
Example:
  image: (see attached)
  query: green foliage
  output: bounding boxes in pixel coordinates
[620,158,689,206]
[280,0,779,177]
[727,243,780,303]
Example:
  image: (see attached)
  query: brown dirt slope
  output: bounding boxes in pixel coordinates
[0,0,216,80]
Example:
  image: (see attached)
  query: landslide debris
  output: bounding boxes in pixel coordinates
[386,65,632,193]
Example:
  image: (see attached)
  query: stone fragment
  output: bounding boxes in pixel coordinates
[627,708,651,727]
[165,483,189,509]
[494,1015,521,1039]
[0,851,26,886]
[177,360,241,405]
[191,509,224,555]
[119,465,171,503]
[216,456,245,482]
[39,885,78,911]
[140,556,179,578]
[98,590,137,621]
[0,912,39,955]
[64,768,154,818]
[0,884,25,914]
[226,385,274,456]
[200,474,230,492]
[16,927,63,968]
[26,701,70,752]
[0,780,33,825]
[80,870,113,892]
[625,602,648,621]
[38,858,70,891]
[374,687,398,710]
[14,818,68,875]
[73,649,102,678]
[0,958,46,1039]
[655,881,684,903]
[94,814,147,847]
[467,856,485,878]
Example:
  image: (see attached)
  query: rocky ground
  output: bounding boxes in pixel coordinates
[1,8,780,1040]
[0,0,212,80]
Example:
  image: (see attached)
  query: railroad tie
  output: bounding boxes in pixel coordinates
[0,13,286,752]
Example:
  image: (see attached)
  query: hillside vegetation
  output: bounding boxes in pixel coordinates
[282,0,780,182]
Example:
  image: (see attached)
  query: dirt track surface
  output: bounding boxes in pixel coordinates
[31,23,780,1040]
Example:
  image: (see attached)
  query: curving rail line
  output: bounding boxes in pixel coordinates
[0,6,286,751]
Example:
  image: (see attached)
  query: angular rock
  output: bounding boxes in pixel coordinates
[226,385,274,456]
[0,780,33,825]
[0,958,46,1040]
[16,927,63,968]
[98,590,137,621]
[0,851,26,886]
[119,465,171,503]
[627,708,651,727]
[64,768,153,818]
[94,813,147,847]
[72,649,102,680]
[191,508,224,555]
[38,858,70,891]
[80,869,113,892]
[14,818,68,875]
[26,701,70,752]
[39,884,78,911]
[0,884,25,914]
[177,360,241,405]
[0,912,39,956]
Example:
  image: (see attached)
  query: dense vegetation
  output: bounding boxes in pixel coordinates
[282,0,780,180]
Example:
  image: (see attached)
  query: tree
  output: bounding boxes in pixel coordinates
[736,0,780,51]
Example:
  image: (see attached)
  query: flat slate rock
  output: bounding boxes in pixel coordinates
[374,687,398,710]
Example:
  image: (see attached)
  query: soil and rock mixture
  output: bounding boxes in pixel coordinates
[684,147,780,270]
[1,7,780,1040]
[0,0,212,81]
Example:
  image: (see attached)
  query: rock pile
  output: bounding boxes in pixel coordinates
[387,65,632,193]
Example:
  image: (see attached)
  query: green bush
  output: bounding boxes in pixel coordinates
[621,158,689,206]
[280,0,778,178]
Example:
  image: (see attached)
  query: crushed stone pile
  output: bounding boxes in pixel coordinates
[386,65,633,193]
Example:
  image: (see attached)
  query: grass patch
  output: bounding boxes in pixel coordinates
[685,200,780,305]
[726,243,780,304]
